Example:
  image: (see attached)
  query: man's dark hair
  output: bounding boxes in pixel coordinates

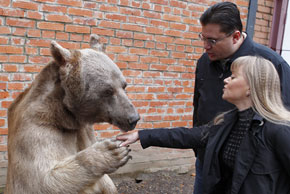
[200,2,243,34]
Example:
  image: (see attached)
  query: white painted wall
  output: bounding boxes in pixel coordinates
[281,2,290,64]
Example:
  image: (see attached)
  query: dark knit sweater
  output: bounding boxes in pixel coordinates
[220,108,255,192]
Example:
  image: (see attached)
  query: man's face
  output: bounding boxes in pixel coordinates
[200,24,237,61]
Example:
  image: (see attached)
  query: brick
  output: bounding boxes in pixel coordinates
[91,28,114,36]
[144,10,161,19]
[129,48,148,55]
[128,63,149,70]
[12,73,32,81]
[128,16,148,25]
[38,22,64,31]
[42,31,55,39]
[0,0,10,6]
[68,8,94,17]
[145,27,163,34]
[40,48,51,56]
[41,4,67,13]
[150,50,169,57]
[57,0,82,7]
[12,38,25,45]
[163,14,181,22]
[27,39,50,47]
[27,29,41,37]
[34,0,55,2]
[0,8,25,17]
[12,28,26,36]
[46,14,72,23]
[99,4,118,12]
[7,18,35,28]
[27,11,43,19]
[0,27,9,35]
[0,74,9,81]
[8,83,24,90]
[2,100,13,108]
[126,86,146,92]
[143,71,161,77]
[183,17,199,25]
[170,23,187,31]
[13,1,38,10]
[70,34,83,42]
[65,25,90,33]
[109,38,121,45]
[0,37,8,44]
[84,2,97,9]
[25,47,38,55]
[105,14,127,22]
[100,131,119,138]
[155,35,174,43]
[23,65,44,73]
[120,7,141,16]
[57,41,80,49]
[122,70,142,77]
[106,46,127,53]
[0,55,8,63]
[29,56,51,64]
[122,24,143,32]
[0,145,7,152]
[56,32,69,40]
[117,54,138,62]
[99,21,121,29]
[165,29,182,37]
[134,33,153,40]
[9,55,26,63]
[0,46,23,54]
[0,92,9,99]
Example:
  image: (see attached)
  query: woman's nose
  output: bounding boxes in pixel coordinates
[224,77,230,84]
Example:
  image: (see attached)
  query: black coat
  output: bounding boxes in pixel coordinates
[139,109,290,194]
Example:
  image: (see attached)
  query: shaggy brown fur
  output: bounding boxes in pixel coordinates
[5,35,140,194]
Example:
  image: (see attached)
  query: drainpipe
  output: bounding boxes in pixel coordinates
[269,0,289,54]
[246,0,258,39]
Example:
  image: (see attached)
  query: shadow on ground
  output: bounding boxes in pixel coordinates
[112,169,195,194]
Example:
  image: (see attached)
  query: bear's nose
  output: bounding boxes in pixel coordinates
[128,114,140,126]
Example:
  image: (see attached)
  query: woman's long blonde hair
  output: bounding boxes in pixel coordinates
[228,55,290,126]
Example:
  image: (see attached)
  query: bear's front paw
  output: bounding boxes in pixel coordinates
[77,139,131,176]
[97,139,131,174]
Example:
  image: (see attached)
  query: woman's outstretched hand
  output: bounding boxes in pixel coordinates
[116,131,139,147]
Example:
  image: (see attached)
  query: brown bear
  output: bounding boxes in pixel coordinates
[5,35,140,194]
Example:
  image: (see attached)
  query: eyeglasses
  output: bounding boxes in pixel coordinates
[199,32,234,46]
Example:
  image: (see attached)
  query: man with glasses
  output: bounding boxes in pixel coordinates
[193,2,290,194]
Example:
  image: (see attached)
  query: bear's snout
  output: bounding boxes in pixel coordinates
[128,114,140,128]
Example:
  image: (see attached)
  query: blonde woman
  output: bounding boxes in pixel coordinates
[117,56,290,194]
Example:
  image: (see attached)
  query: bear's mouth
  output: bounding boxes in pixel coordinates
[114,116,140,132]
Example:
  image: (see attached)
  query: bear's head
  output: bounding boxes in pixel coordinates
[50,35,140,132]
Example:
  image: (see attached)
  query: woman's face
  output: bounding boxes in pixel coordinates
[222,66,252,110]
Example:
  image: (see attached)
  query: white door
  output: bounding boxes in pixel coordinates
[281,2,290,64]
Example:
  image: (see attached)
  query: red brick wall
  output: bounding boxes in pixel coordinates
[0,0,273,187]
[253,0,274,45]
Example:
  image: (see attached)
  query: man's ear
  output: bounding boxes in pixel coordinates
[50,41,71,66]
[90,34,105,52]
[232,30,241,44]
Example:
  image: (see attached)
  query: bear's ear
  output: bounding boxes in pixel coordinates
[90,34,105,52]
[50,41,71,66]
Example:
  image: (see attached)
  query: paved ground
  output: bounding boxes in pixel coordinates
[112,170,195,194]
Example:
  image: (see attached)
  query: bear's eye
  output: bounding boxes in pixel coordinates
[122,82,127,89]
[102,88,114,97]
